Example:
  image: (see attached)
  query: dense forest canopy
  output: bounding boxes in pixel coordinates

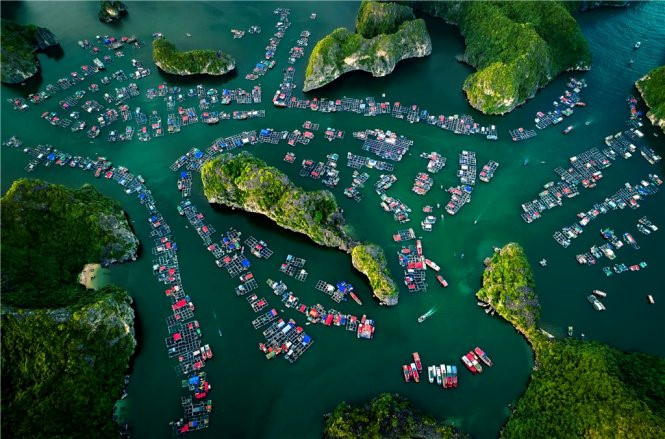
[1,179,138,438]
[323,393,467,439]
[478,243,665,438]
[636,65,665,133]
[153,38,235,75]
[1,179,138,308]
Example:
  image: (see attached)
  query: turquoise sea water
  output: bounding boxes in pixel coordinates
[1,2,664,438]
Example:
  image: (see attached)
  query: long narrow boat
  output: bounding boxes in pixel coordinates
[428,366,435,383]
[474,347,493,367]
[435,366,442,385]
[441,364,447,388]
[413,352,422,371]
[446,365,453,388]
[452,365,458,387]
[461,354,477,373]
[410,363,420,383]
[350,292,362,305]
[402,365,411,382]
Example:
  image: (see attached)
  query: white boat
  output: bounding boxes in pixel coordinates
[425,259,440,272]
[435,366,442,386]
[588,295,606,311]
[428,366,435,383]
[592,289,607,298]
[634,41,641,49]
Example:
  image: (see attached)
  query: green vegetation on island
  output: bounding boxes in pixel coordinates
[477,243,665,438]
[153,38,235,76]
[356,0,415,38]
[1,179,139,309]
[200,152,399,304]
[304,1,431,92]
[408,1,596,114]
[2,285,136,439]
[323,393,468,439]
[1,19,59,84]
[351,244,398,305]
[636,65,665,134]
[1,179,138,438]
[477,243,539,334]
[98,1,128,23]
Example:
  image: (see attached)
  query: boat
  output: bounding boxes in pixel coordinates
[474,347,493,367]
[402,365,411,382]
[441,364,448,388]
[436,275,448,288]
[568,326,573,337]
[428,366,435,383]
[587,295,606,311]
[413,353,422,371]
[350,292,362,305]
[634,41,641,49]
[563,125,574,134]
[418,307,436,323]
[592,289,607,298]
[425,259,440,271]
[416,239,423,256]
[461,354,477,373]
[539,259,547,267]
[410,363,420,382]
[446,365,453,388]
[436,366,442,385]
[452,365,458,387]
[469,352,483,373]
[647,295,654,304]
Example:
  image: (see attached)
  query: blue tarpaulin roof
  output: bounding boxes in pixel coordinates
[194,150,203,158]
[181,171,189,178]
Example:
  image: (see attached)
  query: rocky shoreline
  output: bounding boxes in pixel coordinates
[635,66,665,134]
[303,20,431,92]
[99,1,128,23]
[153,38,235,76]
[201,152,399,305]
[1,20,60,84]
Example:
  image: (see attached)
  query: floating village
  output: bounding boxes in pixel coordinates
[2,4,663,436]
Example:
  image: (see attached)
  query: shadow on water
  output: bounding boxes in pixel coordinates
[41,44,65,60]
[207,201,378,301]
[0,1,23,20]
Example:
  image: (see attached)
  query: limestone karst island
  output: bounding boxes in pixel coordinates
[1,1,664,438]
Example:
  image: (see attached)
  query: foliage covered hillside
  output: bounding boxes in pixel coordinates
[1,179,138,308]
[410,1,594,114]
[304,0,431,91]
[636,65,665,134]
[477,243,665,438]
[323,393,467,439]
[2,286,136,439]
[1,179,138,438]
[153,38,235,76]
[356,0,415,38]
